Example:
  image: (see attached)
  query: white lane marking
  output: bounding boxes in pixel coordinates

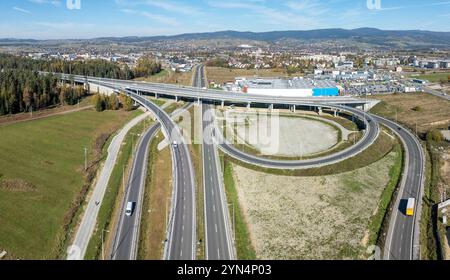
[180,250,183,257]
[213,205,216,213]
[217,249,220,259]
[215,224,218,233]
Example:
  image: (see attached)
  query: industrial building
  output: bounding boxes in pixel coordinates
[233,77,339,97]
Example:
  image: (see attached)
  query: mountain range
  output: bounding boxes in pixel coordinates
[1,28,450,49]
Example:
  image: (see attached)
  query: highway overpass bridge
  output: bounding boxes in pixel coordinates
[57,73,424,261]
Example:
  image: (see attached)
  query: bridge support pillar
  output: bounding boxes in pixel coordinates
[290,105,296,113]
[317,106,323,115]
[247,103,251,110]
[175,96,178,102]
[333,109,338,117]
[268,104,274,112]
[155,93,158,99]
[196,98,201,106]
[84,82,90,93]
[221,100,225,109]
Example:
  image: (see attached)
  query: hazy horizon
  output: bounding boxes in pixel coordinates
[1,0,450,40]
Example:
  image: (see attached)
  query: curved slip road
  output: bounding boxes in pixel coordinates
[62,74,425,261]
[375,115,425,260]
[215,106,379,170]
[125,92,197,260]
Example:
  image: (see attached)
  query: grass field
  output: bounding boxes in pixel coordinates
[370,93,450,134]
[206,67,288,85]
[135,69,193,86]
[227,144,400,259]
[225,128,396,177]
[222,158,257,260]
[0,109,139,259]
[138,131,172,260]
[84,114,150,260]
[409,72,450,83]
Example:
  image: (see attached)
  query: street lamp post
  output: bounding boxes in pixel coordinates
[228,203,236,245]
[165,198,171,232]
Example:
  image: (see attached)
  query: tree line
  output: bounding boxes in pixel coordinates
[0,53,162,80]
[0,69,86,116]
[0,54,162,116]
[92,93,134,112]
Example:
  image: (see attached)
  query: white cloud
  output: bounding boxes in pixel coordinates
[207,0,323,29]
[121,9,180,26]
[115,0,200,16]
[13,7,32,14]
[29,0,62,6]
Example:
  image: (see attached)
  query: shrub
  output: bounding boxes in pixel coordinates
[427,129,443,143]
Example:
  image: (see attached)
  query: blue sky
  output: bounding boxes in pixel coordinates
[1,0,450,39]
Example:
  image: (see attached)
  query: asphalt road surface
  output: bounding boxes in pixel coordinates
[128,92,197,260]
[376,115,425,260]
[111,124,160,260]
[424,87,450,101]
[195,65,234,260]
[67,113,150,260]
[64,74,425,261]
[216,106,379,170]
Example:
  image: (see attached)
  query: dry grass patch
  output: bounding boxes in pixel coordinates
[231,149,399,260]
[0,178,37,192]
[135,70,193,86]
[370,93,450,133]
[206,67,288,85]
[139,132,173,260]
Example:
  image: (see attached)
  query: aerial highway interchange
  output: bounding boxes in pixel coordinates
[60,66,426,261]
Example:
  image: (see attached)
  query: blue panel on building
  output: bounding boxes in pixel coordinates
[313,88,339,97]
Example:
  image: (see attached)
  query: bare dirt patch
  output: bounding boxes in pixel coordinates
[231,150,398,260]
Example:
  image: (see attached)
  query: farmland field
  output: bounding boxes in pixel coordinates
[206,67,288,85]
[370,93,450,133]
[0,109,140,259]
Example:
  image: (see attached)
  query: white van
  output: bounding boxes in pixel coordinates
[125,202,135,216]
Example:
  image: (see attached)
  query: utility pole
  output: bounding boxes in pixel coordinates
[122,164,126,193]
[102,229,110,260]
[84,147,88,172]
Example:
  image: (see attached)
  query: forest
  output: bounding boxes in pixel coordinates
[0,54,161,116]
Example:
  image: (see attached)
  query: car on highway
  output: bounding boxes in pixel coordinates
[406,198,416,216]
[172,141,178,148]
[125,202,135,217]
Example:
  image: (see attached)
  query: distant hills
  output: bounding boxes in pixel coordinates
[2,28,450,49]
